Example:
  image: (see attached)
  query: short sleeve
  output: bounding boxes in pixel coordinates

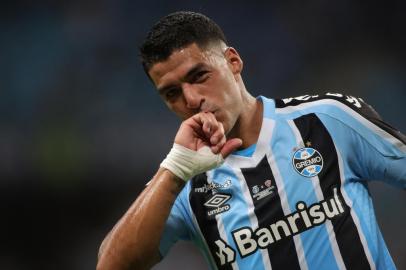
[316,94,406,188]
[344,120,406,188]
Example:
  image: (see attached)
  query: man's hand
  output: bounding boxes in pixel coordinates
[175,112,242,157]
[161,112,242,181]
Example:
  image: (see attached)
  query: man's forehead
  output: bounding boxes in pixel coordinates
[150,45,202,74]
[148,43,221,84]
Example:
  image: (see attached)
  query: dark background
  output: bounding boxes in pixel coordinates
[1,1,405,269]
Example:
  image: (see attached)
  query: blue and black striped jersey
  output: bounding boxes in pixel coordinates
[159,93,406,270]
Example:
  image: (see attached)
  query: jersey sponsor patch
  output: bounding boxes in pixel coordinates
[250,179,276,201]
[194,179,232,193]
[292,147,324,177]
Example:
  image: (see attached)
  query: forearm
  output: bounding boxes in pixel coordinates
[97,112,241,269]
[97,168,185,270]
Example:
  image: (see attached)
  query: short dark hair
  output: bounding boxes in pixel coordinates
[140,11,227,73]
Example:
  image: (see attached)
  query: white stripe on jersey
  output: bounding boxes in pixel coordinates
[216,214,239,270]
[188,191,219,270]
[266,146,309,270]
[232,168,273,270]
[207,172,240,270]
[287,120,346,270]
[276,99,406,152]
[335,145,376,270]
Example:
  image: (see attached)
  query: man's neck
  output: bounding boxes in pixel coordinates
[229,95,263,149]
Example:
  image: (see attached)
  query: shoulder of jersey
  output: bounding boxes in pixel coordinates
[274,92,382,120]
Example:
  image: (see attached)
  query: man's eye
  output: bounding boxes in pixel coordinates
[193,71,209,83]
[165,89,180,99]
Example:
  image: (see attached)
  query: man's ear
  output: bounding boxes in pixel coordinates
[224,47,243,75]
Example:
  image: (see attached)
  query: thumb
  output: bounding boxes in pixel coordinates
[220,138,243,158]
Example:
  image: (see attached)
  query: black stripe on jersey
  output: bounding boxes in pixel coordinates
[275,93,406,144]
[241,156,301,270]
[189,173,233,270]
[293,113,371,270]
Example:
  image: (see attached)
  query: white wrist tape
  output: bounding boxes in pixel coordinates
[160,143,224,181]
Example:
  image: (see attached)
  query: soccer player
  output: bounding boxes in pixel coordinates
[97,11,405,270]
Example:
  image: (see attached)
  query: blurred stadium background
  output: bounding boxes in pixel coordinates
[1,1,405,269]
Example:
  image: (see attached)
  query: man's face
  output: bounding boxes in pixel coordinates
[148,43,244,135]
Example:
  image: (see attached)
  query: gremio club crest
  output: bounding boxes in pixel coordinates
[292,147,324,177]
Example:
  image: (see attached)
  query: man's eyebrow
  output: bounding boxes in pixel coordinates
[158,84,177,95]
[183,63,206,81]
[157,63,207,94]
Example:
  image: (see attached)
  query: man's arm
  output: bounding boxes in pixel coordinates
[96,112,242,270]
[97,168,184,270]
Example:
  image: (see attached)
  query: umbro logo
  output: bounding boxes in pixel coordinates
[204,194,231,208]
[204,193,231,217]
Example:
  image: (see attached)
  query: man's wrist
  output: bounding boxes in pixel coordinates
[159,167,185,188]
[160,143,224,181]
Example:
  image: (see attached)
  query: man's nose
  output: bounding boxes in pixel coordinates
[183,84,202,109]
